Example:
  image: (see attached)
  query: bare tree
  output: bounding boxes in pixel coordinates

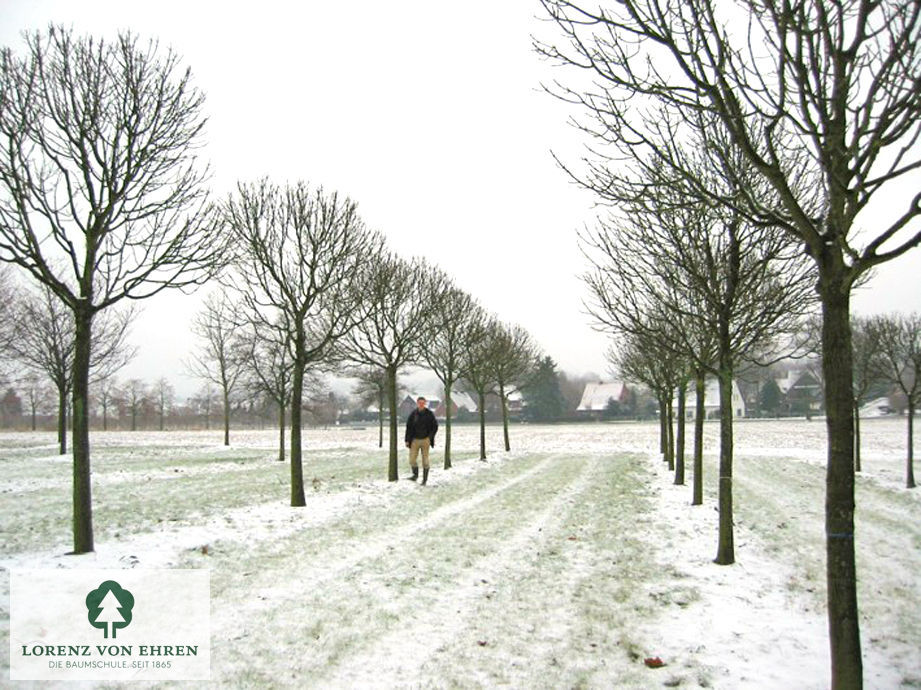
[222,179,382,504]
[153,377,175,432]
[0,26,225,553]
[341,254,444,481]
[186,292,249,446]
[851,317,884,472]
[12,286,134,452]
[460,314,501,461]
[873,313,920,489]
[350,365,389,450]
[94,375,119,432]
[123,379,149,432]
[19,373,52,431]
[243,318,294,462]
[538,2,921,681]
[490,323,539,452]
[424,284,484,468]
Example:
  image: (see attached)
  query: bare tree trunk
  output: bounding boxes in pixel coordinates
[387,365,399,481]
[714,359,735,565]
[658,393,667,460]
[675,380,686,485]
[820,280,862,689]
[444,382,453,469]
[478,391,486,460]
[278,401,286,462]
[907,404,916,489]
[71,306,94,553]
[500,383,511,452]
[57,388,67,455]
[223,388,230,446]
[290,352,307,506]
[666,393,675,471]
[853,407,861,473]
[378,389,383,449]
[693,370,705,506]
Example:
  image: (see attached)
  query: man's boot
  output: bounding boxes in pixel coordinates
[422,467,429,485]
[409,465,419,481]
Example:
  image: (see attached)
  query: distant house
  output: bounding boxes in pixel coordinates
[684,378,746,419]
[577,381,632,417]
[397,393,478,420]
[776,370,823,416]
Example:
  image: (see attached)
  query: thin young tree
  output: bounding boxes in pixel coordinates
[0,26,224,553]
[243,318,294,462]
[350,365,389,450]
[341,254,444,481]
[94,375,119,431]
[153,378,174,432]
[538,2,921,681]
[186,292,249,446]
[424,285,484,468]
[12,286,135,452]
[851,317,884,473]
[123,379,148,432]
[873,313,920,489]
[490,323,539,452]
[459,314,501,461]
[222,179,382,504]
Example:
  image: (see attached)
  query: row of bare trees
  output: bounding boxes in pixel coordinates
[851,314,921,487]
[0,25,544,554]
[537,0,921,685]
[204,182,542,498]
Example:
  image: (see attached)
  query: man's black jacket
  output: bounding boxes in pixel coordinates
[405,407,439,445]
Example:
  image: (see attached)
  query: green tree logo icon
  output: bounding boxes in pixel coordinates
[86,580,134,639]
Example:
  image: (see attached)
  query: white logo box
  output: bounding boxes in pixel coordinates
[10,569,210,681]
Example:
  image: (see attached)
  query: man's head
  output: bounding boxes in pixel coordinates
[416,396,427,411]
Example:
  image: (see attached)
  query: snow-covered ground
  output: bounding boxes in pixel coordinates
[1,419,918,688]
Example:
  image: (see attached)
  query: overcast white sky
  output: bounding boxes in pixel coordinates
[2,1,919,400]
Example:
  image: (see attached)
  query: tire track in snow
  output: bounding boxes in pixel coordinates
[210,453,559,639]
[314,455,599,689]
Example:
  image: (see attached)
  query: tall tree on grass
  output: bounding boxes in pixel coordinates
[873,313,920,489]
[153,377,174,432]
[851,317,884,473]
[341,254,444,480]
[12,286,135,453]
[539,2,921,681]
[243,318,294,462]
[222,179,382,504]
[123,379,149,432]
[0,26,224,554]
[186,292,249,446]
[350,365,390,450]
[490,323,539,452]
[460,315,502,460]
[424,284,483,468]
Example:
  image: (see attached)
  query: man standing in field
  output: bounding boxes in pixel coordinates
[405,396,438,485]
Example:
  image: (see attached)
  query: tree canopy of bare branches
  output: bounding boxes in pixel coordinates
[490,323,540,453]
[537,2,921,681]
[186,292,250,446]
[872,312,921,489]
[222,178,382,504]
[12,285,135,453]
[341,254,445,481]
[423,283,484,468]
[0,26,225,553]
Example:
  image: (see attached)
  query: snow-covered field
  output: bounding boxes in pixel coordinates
[1,419,919,689]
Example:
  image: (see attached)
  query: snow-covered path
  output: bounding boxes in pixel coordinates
[1,420,919,688]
